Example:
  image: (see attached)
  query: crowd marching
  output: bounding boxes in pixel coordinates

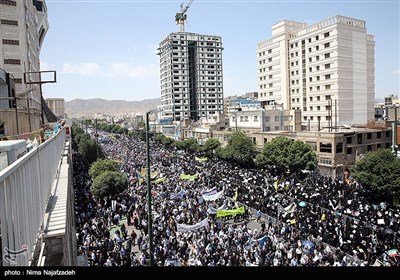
[73,131,400,267]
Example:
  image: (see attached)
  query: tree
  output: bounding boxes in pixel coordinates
[90,171,128,199]
[256,136,317,174]
[137,121,145,129]
[351,149,400,200]
[89,159,119,179]
[175,138,199,153]
[202,138,221,156]
[78,137,103,165]
[217,130,256,166]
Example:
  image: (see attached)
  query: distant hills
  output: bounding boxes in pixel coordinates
[65,98,161,118]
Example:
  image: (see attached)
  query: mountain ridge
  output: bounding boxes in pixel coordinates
[65,98,161,118]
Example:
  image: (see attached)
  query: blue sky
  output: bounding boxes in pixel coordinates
[40,0,400,102]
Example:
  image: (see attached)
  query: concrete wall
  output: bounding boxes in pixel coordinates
[0,109,42,136]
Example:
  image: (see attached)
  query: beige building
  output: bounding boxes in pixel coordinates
[46,98,65,119]
[213,125,392,178]
[257,15,375,131]
[0,0,49,135]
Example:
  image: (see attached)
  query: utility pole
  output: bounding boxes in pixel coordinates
[145,111,154,266]
[393,106,398,155]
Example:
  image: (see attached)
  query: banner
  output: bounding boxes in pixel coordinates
[140,168,159,179]
[195,157,208,162]
[201,187,217,196]
[274,180,279,191]
[253,235,268,246]
[170,190,186,200]
[216,206,245,218]
[202,190,224,201]
[277,202,297,216]
[180,174,198,180]
[207,201,227,214]
[154,177,166,184]
[176,218,209,233]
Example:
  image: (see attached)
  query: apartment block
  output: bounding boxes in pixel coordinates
[257,15,375,130]
[158,32,224,122]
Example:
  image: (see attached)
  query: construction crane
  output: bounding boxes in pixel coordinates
[175,0,193,32]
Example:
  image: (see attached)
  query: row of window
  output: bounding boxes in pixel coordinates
[290,32,330,49]
[4,59,21,65]
[2,39,19,45]
[1,19,18,26]
[0,0,17,6]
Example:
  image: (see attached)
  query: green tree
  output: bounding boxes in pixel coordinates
[175,138,199,153]
[217,130,256,166]
[202,138,221,156]
[351,149,400,200]
[78,137,102,165]
[90,171,128,199]
[71,124,84,140]
[89,159,119,179]
[137,121,145,129]
[256,136,317,174]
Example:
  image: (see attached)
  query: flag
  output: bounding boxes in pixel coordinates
[274,180,279,191]
[233,190,238,201]
[195,157,208,162]
[202,190,224,201]
[216,206,245,218]
[321,213,326,221]
[290,219,296,224]
[386,249,399,257]
[154,177,166,184]
[180,174,198,180]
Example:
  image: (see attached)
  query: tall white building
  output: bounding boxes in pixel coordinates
[0,0,49,111]
[257,15,375,130]
[158,32,224,122]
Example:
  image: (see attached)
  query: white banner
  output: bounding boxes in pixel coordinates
[207,201,227,214]
[202,190,224,201]
[176,218,209,233]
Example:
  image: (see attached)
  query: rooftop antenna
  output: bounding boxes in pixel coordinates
[175,0,193,32]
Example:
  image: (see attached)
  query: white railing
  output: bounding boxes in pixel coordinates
[0,129,66,266]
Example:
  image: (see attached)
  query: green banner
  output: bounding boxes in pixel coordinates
[180,174,198,180]
[195,157,208,162]
[216,206,245,217]
[154,177,166,184]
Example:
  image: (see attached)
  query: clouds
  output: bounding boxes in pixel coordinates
[108,63,158,78]
[61,62,158,79]
[62,63,101,76]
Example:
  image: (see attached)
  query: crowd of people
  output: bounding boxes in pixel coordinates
[73,131,399,266]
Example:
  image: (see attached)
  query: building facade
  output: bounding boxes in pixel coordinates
[158,32,224,122]
[257,15,375,130]
[0,0,49,111]
[46,98,65,119]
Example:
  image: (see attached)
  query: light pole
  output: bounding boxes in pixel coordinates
[145,110,154,266]
[393,105,398,155]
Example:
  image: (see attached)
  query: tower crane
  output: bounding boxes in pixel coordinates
[175,0,193,32]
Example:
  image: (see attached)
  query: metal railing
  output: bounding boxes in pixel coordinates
[0,129,66,266]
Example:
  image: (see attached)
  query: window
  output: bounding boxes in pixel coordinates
[309,48,312,53]
[325,84,331,90]
[320,143,332,153]
[325,53,330,59]
[275,126,280,130]
[325,95,331,100]
[316,35,319,40]
[324,32,329,38]
[309,97,313,101]
[268,57,272,62]
[357,134,363,144]
[316,46,319,51]
[325,63,330,69]
[269,66,272,71]
[367,133,372,139]
[336,143,343,153]
[317,96,320,101]
[377,132,382,139]
[316,56,320,61]
[265,116,270,122]
[317,106,321,111]
[275,116,280,121]
[254,116,259,122]
[386,131,391,138]
[347,147,352,154]
[325,74,331,80]
[1,19,18,26]
[268,49,272,54]
[367,145,372,152]
[269,83,273,88]
[347,137,352,144]
[309,67,312,72]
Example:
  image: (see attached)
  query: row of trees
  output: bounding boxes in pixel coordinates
[155,130,399,202]
[72,123,104,165]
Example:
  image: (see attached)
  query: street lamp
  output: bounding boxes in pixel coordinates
[145,108,161,266]
[392,105,398,155]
